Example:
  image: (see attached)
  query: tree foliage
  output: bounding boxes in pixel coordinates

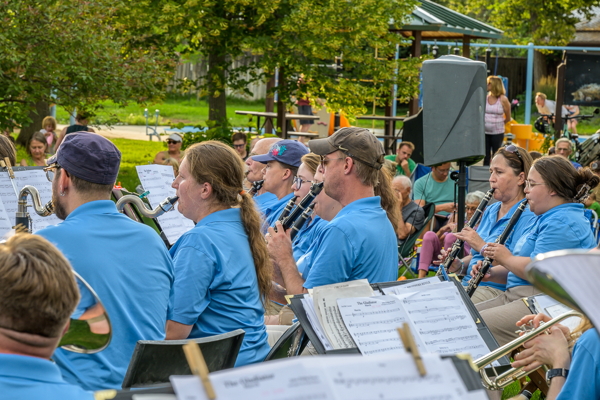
[0,0,176,132]
[140,0,424,121]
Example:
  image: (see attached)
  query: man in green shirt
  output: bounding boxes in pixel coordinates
[384,141,416,177]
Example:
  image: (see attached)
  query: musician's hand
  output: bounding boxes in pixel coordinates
[483,243,511,264]
[516,314,571,337]
[470,260,491,281]
[512,326,571,371]
[266,222,293,264]
[454,226,485,252]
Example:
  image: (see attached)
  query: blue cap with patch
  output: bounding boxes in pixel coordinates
[47,131,121,185]
[251,139,309,167]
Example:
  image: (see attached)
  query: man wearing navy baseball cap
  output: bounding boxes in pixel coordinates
[36,132,174,391]
[266,127,398,301]
[251,139,309,229]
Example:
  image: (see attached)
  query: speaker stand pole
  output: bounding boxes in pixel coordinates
[457,160,467,257]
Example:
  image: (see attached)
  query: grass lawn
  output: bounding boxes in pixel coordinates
[16,138,164,191]
[54,94,392,130]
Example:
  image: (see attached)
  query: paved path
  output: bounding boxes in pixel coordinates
[57,124,173,141]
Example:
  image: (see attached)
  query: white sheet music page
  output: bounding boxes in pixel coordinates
[528,252,600,329]
[402,286,490,360]
[381,279,448,296]
[170,357,336,400]
[321,352,464,400]
[14,169,61,232]
[136,164,194,244]
[337,295,423,355]
[0,168,61,234]
[301,296,334,351]
[312,280,373,349]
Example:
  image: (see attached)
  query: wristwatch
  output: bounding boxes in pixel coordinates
[546,368,569,385]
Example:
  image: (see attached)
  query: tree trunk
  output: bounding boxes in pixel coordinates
[533,50,547,92]
[207,51,227,123]
[264,75,276,134]
[16,101,49,147]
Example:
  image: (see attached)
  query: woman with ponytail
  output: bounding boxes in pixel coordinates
[165,141,272,366]
[472,156,599,351]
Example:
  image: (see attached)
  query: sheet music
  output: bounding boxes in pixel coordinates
[136,164,194,244]
[301,296,333,351]
[531,294,581,332]
[402,286,491,360]
[381,279,448,296]
[337,295,424,355]
[0,168,61,234]
[171,357,336,400]
[528,252,600,330]
[321,352,468,400]
[171,353,484,400]
[312,280,373,349]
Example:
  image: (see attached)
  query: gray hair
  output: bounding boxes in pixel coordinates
[393,175,412,190]
[466,190,485,204]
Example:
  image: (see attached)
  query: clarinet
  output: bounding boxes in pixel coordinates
[290,203,315,241]
[277,196,298,223]
[437,188,495,276]
[466,199,528,297]
[281,181,324,230]
[248,180,264,197]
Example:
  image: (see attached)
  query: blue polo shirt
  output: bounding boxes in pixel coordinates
[557,329,600,400]
[292,215,328,262]
[37,200,174,391]
[461,200,535,291]
[507,202,596,289]
[264,192,296,230]
[254,192,278,215]
[302,196,398,289]
[0,354,94,400]
[168,208,270,367]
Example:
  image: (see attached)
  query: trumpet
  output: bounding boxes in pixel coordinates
[116,195,178,219]
[474,310,582,390]
[15,185,55,232]
[474,249,591,391]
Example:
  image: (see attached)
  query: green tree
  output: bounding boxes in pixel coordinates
[0,0,176,144]
[142,0,423,125]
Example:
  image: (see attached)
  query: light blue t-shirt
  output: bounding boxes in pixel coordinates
[507,202,596,289]
[37,200,174,391]
[413,172,457,215]
[556,329,600,400]
[461,199,536,291]
[302,196,398,289]
[0,354,94,400]
[254,192,278,215]
[168,208,270,367]
[292,215,328,262]
[264,192,296,230]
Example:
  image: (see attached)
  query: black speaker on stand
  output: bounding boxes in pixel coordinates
[421,55,487,236]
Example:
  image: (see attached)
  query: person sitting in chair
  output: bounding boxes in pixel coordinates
[0,234,93,399]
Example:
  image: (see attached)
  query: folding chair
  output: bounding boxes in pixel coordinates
[122,329,245,388]
[398,202,435,278]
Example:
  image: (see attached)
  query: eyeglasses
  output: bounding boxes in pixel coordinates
[505,144,523,169]
[465,206,478,212]
[43,164,61,182]
[524,179,546,188]
[293,176,311,189]
[166,140,180,145]
[233,144,245,149]
[320,155,346,168]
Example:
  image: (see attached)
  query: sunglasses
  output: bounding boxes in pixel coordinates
[166,140,180,145]
[505,144,523,169]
